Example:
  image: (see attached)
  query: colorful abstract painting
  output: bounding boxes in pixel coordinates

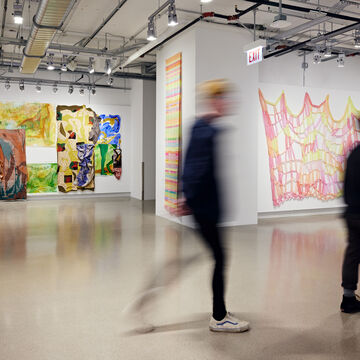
[259,89,360,206]
[165,52,182,213]
[57,105,97,192]
[95,144,117,176]
[27,163,57,194]
[0,129,27,200]
[0,102,56,147]
[113,148,122,180]
[98,115,121,146]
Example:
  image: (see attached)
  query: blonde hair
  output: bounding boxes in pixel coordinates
[197,79,232,98]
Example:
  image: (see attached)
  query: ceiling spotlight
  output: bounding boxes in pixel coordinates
[147,20,157,41]
[200,0,213,3]
[79,86,85,96]
[47,53,55,70]
[107,76,114,86]
[88,57,95,74]
[324,47,332,58]
[13,0,23,24]
[67,59,77,72]
[19,80,24,91]
[52,83,58,94]
[91,86,96,95]
[313,50,321,64]
[5,80,10,90]
[35,83,41,93]
[105,59,112,75]
[270,0,291,29]
[68,85,74,94]
[168,2,178,27]
[61,55,68,72]
[337,53,345,68]
[355,38,360,49]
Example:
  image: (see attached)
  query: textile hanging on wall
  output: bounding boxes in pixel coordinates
[165,52,182,213]
[95,144,117,176]
[95,114,122,178]
[0,102,56,147]
[113,148,122,180]
[56,105,97,193]
[27,163,57,194]
[259,89,360,206]
[0,129,27,200]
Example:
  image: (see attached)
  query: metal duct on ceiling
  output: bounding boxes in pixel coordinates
[20,0,75,74]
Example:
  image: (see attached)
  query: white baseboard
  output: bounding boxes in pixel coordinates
[258,206,345,219]
[27,192,131,201]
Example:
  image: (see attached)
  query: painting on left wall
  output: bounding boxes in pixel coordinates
[0,129,27,200]
[0,102,56,147]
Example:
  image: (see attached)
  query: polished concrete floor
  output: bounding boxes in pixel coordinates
[0,197,359,360]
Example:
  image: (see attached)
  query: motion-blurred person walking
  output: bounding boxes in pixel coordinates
[341,144,360,313]
[181,79,249,332]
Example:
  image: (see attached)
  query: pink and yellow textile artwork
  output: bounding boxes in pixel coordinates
[165,52,182,213]
[259,89,360,206]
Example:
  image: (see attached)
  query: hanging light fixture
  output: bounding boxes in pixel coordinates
[68,85,74,94]
[19,80,24,91]
[313,48,321,64]
[105,59,112,75]
[168,1,178,27]
[337,52,345,68]
[88,57,95,74]
[147,19,157,41]
[91,86,96,95]
[13,0,23,24]
[79,86,85,96]
[107,76,114,86]
[5,80,10,90]
[35,83,41,93]
[61,55,68,72]
[270,0,291,29]
[47,53,55,70]
[52,83,58,93]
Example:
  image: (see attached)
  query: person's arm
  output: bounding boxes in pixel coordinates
[182,126,212,207]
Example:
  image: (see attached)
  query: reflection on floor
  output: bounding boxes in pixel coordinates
[0,199,359,360]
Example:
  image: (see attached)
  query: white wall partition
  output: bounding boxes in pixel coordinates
[156,22,258,226]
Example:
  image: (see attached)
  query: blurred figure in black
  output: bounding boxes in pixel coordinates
[341,144,360,313]
[181,79,249,332]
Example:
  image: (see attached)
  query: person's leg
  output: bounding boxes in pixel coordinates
[194,216,227,321]
[342,217,360,291]
[341,216,360,313]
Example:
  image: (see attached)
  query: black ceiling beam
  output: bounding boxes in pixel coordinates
[264,21,360,59]
[244,0,360,23]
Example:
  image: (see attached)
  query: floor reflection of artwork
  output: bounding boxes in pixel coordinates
[57,106,97,192]
[259,90,360,206]
[27,163,58,193]
[0,206,27,259]
[0,102,56,147]
[165,52,182,213]
[0,129,27,200]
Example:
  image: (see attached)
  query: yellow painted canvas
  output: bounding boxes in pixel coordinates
[0,102,56,147]
[57,105,96,193]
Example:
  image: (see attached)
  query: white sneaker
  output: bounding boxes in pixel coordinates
[209,312,250,333]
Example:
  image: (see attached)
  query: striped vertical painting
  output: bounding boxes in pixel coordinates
[165,53,182,213]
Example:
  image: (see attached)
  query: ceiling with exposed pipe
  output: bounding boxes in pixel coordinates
[0,0,360,89]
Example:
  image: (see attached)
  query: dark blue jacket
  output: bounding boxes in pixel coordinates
[344,144,360,215]
[182,117,221,222]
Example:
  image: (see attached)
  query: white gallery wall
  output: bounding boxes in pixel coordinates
[156,22,258,226]
[258,52,360,214]
[1,85,132,196]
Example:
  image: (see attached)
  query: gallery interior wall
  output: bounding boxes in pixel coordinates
[156,22,258,226]
[0,86,132,196]
[258,52,360,214]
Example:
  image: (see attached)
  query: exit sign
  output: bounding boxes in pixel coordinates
[247,46,263,65]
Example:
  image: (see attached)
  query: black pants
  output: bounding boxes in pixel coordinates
[342,215,360,291]
[194,215,227,321]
